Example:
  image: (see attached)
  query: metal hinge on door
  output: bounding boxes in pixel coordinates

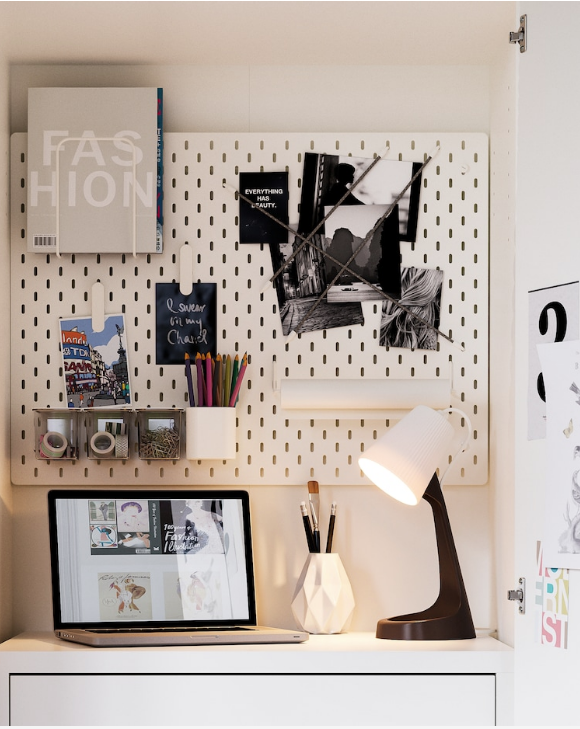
[509,14,527,53]
[508,577,526,613]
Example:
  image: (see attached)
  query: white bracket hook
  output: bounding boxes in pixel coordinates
[179,244,194,296]
[91,281,105,333]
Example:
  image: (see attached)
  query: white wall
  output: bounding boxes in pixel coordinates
[0,35,13,644]
[0,2,516,641]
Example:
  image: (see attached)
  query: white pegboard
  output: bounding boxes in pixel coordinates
[10,132,488,486]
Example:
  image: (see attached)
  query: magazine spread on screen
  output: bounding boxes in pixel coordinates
[55,497,249,623]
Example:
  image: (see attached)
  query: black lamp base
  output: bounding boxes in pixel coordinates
[376,606,476,641]
[376,473,476,641]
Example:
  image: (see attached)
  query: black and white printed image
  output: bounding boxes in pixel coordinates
[298,152,422,244]
[324,204,401,303]
[268,226,365,337]
[379,267,444,350]
[266,151,422,337]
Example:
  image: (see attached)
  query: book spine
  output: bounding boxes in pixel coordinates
[156,88,164,253]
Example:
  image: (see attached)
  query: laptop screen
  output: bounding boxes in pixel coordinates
[48,489,257,630]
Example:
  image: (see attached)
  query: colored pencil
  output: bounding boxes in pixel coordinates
[184,352,195,407]
[224,354,232,407]
[230,355,240,403]
[215,354,223,407]
[206,352,213,407]
[229,353,248,407]
[195,352,205,407]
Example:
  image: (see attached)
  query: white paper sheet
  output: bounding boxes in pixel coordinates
[538,339,580,568]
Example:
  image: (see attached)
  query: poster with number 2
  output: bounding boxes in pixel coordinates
[528,282,579,440]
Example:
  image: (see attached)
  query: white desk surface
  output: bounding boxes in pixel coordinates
[0,631,513,675]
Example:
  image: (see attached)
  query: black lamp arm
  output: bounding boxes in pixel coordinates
[376,472,476,640]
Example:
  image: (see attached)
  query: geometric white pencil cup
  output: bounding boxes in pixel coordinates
[291,553,355,634]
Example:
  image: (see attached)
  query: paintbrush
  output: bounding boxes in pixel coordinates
[308,480,320,552]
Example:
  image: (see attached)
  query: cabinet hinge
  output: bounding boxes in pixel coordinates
[509,14,527,53]
[507,577,526,613]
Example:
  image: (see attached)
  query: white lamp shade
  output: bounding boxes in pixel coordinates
[358,405,455,505]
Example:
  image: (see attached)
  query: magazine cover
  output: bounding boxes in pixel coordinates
[27,87,163,254]
[59,314,131,407]
[159,499,225,555]
[98,572,152,620]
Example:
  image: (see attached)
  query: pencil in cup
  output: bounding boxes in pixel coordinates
[205,352,213,407]
[224,354,232,408]
[195,353,205,407]
[184,352,195,407]
[188,352,248,407]
[228,353,248,407]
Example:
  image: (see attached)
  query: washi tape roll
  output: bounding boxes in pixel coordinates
[90,431,115,457]
[40,431,68,459]
[115,433,129,459]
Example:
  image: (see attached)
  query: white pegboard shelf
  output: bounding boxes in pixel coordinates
[10,132,488,486]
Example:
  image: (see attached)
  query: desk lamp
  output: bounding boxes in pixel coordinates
[358,405,476,641]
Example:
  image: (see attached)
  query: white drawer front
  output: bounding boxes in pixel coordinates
[10,673,495,726]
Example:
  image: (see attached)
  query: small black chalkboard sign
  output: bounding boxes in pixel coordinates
[155,282,217,365]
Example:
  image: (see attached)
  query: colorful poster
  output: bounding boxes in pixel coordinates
[535,542,569,649]
[60,314,131,408]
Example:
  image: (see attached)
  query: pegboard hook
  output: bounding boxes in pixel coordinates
[91,280,106,333]
[179,243,194,296]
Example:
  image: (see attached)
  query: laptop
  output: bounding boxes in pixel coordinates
[48,489,308,647]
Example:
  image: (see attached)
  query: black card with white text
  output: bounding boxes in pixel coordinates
[239,171,289,244]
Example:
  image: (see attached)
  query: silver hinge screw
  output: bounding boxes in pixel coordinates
[507,577,526,613]
[509,14,527,53]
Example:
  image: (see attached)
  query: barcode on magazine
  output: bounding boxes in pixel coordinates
[33,235,57,249]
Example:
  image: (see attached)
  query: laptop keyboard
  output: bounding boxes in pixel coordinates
[86,626,253,633]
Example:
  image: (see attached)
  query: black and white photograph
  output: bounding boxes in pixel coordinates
[298,151,423,244]
[379,266,444,350]
[324,203,401,303]
[265,150,422,337]
[268,228,365,336]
